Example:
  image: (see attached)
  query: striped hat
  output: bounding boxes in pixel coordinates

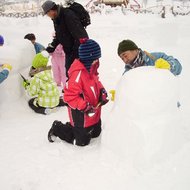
[79,38,101,71]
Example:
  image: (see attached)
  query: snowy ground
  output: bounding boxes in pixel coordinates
[0,10,190,190]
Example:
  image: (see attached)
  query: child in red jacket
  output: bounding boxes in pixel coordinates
[47,38,109,146]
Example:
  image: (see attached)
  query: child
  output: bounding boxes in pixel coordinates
[47,38,109,146]
[24,33,45,54]
[50,43,67,88]
[0,35,12,84]
[23,51,62,115]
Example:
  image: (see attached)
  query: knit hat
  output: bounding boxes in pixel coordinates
[117,39,138,56]
[32,50,49,69]
[0,35,4,45]
[79,38,101,71]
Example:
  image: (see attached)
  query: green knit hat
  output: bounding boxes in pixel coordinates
[32,51,49,69]
[117,39,138,56]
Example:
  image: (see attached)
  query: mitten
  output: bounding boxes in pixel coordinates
[155,58,170,70]
[2,63,12,71]
[99,88,109,106]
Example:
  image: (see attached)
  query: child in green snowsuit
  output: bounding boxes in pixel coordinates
[23,51,62,115]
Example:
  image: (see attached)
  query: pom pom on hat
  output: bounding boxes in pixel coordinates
[0,35,4,45]
[79,38,101,71]
[32,51,49,69]
[41,50,49,58]
[117,39,138,56]
[79,38,88,44]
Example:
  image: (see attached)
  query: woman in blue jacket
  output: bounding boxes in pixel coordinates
[117,39,182,76]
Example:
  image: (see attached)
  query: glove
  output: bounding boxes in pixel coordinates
[46,44,55,53]
[2,63,12,71]
[155,58,170,70]
[109,89,116,101]
[99,88,109,106]
[22,80,29,89]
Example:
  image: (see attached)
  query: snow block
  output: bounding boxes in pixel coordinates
[104,66,181,169]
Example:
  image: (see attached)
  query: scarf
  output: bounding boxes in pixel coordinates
[125,49,145,71]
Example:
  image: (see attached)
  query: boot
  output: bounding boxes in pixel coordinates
[48,120,61,142]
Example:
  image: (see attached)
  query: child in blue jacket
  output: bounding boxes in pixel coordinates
[24,33,45,54]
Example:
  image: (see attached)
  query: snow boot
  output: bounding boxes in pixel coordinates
[48,120,61,142]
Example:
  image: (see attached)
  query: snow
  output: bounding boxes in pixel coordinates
[0,10,190,190]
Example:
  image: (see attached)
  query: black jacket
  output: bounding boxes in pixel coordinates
[49,6,89,55]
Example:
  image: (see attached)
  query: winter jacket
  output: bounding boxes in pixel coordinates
[49,5,88,55]
[123,51,182,76]
[0,69,9,84]
[26,69,59,108]
[34,42,45,54]
[64,59,104,128]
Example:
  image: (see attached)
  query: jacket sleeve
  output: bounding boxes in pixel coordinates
[0,69,9,84]
[152,52,182,76]
[26,76,40,97]
[64,71,87,111]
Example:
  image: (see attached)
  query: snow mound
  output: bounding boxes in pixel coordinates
[103,67,182,169]
[115,66,179,119]
[0,40,35,107]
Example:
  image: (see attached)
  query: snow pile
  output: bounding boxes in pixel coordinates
[103,66,182,169]
[0,40,35,106]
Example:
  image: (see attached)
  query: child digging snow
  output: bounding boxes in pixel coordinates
[47,38,109,146]
[22,51,65,115]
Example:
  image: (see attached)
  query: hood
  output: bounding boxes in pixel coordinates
[68,59,87,77]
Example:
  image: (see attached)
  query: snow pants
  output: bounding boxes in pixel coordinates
[52,110,101,146]
[51,55,67,87]
[28,98,66,115]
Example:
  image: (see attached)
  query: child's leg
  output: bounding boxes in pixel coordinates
[58,58,67,88]
[51,58,61,86]
[86,119,102,138]
[28,98,46,115]
[49,121,74,144]
[71,109,91,146]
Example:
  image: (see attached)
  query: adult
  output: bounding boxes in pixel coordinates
[117,39,182,76]
[41,0,89,75]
